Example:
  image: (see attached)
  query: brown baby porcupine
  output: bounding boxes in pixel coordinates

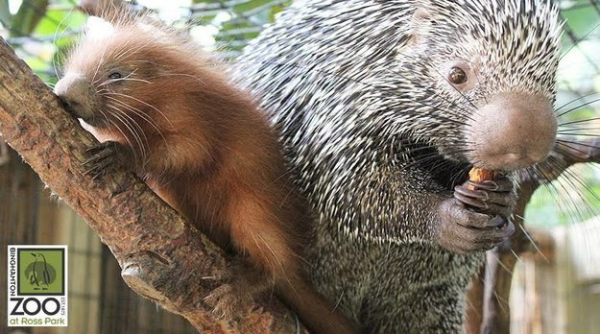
[54,9,357,334]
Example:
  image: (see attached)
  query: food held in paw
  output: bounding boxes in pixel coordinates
[467,168,497,190]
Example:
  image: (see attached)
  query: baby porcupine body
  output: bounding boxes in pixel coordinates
[234,0,562,332]
[53,13,357,334]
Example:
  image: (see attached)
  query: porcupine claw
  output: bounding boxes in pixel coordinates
[436,175,516,253]
[204,283,244,320]
[454,177,515,218]
[83,141,128,180]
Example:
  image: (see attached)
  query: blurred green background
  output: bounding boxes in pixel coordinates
[1,0,599,227]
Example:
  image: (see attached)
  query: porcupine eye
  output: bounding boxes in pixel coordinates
[448,67,467,85]
[108,72,122,80]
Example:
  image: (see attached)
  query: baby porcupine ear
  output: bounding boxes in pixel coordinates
[78,0,135,24]
[409,8,435,46]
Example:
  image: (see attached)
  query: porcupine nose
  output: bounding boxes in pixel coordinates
[54,73,95,121]
[471,93,557,170]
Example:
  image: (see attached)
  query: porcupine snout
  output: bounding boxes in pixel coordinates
[467,93,557,170]
[54,74,97,122]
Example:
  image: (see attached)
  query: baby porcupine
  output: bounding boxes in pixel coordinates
[233,0,562,332]
[53,8,358,334]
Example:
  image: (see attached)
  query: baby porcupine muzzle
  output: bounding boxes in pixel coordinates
[54,74,98,123]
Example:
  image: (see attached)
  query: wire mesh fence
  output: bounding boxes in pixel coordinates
[1,0,599,333]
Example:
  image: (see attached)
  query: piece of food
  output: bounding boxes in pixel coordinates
[467,168,497,190]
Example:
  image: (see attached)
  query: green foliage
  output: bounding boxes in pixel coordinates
[190,0,291,55]
[0,0,11,25]
[10,0,49,37]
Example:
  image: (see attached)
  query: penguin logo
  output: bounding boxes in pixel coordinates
[17,248,65,295]
[23,253,57,291]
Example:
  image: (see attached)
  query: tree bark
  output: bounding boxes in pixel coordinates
[0,36,303,333]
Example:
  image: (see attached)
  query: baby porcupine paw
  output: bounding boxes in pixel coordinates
[83,141,127,180]
[437,177,516,254]
[204,283,253,320]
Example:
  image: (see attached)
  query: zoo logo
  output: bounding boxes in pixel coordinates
[8,246,68,327]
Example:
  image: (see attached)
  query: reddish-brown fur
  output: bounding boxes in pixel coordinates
[54,13,357,334]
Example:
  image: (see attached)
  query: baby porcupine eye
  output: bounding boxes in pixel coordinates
[448,67,467,85]
[108,72,122,80]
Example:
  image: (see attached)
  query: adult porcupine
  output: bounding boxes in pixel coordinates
[233,0,562,332]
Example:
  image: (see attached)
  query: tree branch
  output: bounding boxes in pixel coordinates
[0,36,303,333]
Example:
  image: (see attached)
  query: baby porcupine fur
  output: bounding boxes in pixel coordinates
[54,8,358,334]
[233,0,562,332]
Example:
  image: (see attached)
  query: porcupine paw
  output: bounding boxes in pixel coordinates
[83,141,125,180]
[204,283,252,320]
[437,177,516,254]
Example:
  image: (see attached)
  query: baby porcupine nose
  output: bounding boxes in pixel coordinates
[469,93,557,170]
[54,74,96,121]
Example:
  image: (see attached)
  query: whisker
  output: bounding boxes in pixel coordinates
[112,38,157,63]
[555,91,600,115]
[556,133,600,137]
[561,167,600,212]
[536,158,598,224]
[509,247,524,265]
[558,117,600,127]
[554,142,595,158]
[492,291,509,314]
[556,138,600,150]
[91,45,110,85]
[107,118,138,165]
[105,96,169,147]
[529,164,572,225]
[554,96,600,117]
[559,21,600,63]
[513,217,549,263]
[558,126,600,132]
[114,107,150,159]
[103,91,173,127]
[106,106,147,164]
[488,252,513,276]
[52,8,75,80]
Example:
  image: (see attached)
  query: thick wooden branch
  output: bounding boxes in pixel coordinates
[0,37,303,333]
